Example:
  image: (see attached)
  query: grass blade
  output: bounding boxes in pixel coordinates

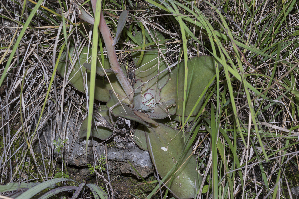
[86,0,102,150]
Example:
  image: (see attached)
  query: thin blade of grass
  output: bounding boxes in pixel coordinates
[86,0,102,150]
[207,2,269,161]
[210,105,218,198]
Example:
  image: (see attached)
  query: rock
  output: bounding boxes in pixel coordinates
[107,145,153,179]
[39,115,154,179]
[291,186,299,196]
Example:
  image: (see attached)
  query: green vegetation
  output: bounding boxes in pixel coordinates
[0,0,298,198]
[87,155,106,174]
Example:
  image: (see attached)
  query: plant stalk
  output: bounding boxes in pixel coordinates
[91,0,134,102]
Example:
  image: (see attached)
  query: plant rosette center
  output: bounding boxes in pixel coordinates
[142,89,157,111]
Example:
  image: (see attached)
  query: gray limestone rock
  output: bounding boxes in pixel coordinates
[39,116,154,179]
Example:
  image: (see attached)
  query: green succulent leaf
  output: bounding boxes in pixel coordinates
[162,56,217,122]
[146,123,201,198]
[132,31,176,119]
[132,31,168,90]
[134,49,169,89]
[107,91,149,126]
[83,63,114,76]
[113,10,128,46]
[134,110,158,126]
[39,186,79,199]
[79,115,113,141]
[57,46,128,104]
[72,183,85,198]
[79,105,113,140]
[15,178,73,199]
[86,183,108,199]
[0,182,39,193]
[133,125,148,151]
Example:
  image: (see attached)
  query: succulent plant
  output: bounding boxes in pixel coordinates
[57,9,217,198]
[0,178,108,199]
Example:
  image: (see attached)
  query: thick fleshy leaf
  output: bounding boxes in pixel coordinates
[131,30,166,59]
[177,56,216,120]
[86,183,108,199]
[83,63,114,76]
[146,98,176,119]
[133,126,148,151]
[133,80,162,113]
[39,186,78,199]
[97,105,112,124]
[161,56,216,122]
[107,91,149,126]
[133,80,143,111]
[146,124,201,199]
[57,46,129,104]
[133,69,175,119]
[132,31,176,119]
[15,178,72,199]
[134,49,169,90]
[133,110,158,126]
[78,6,94,24]
[79,116,113,141]
[79,106,113,140]
[113,10,128,46]
[71,183,85,199]
[132,31,169,91]
[0,182,39,192]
